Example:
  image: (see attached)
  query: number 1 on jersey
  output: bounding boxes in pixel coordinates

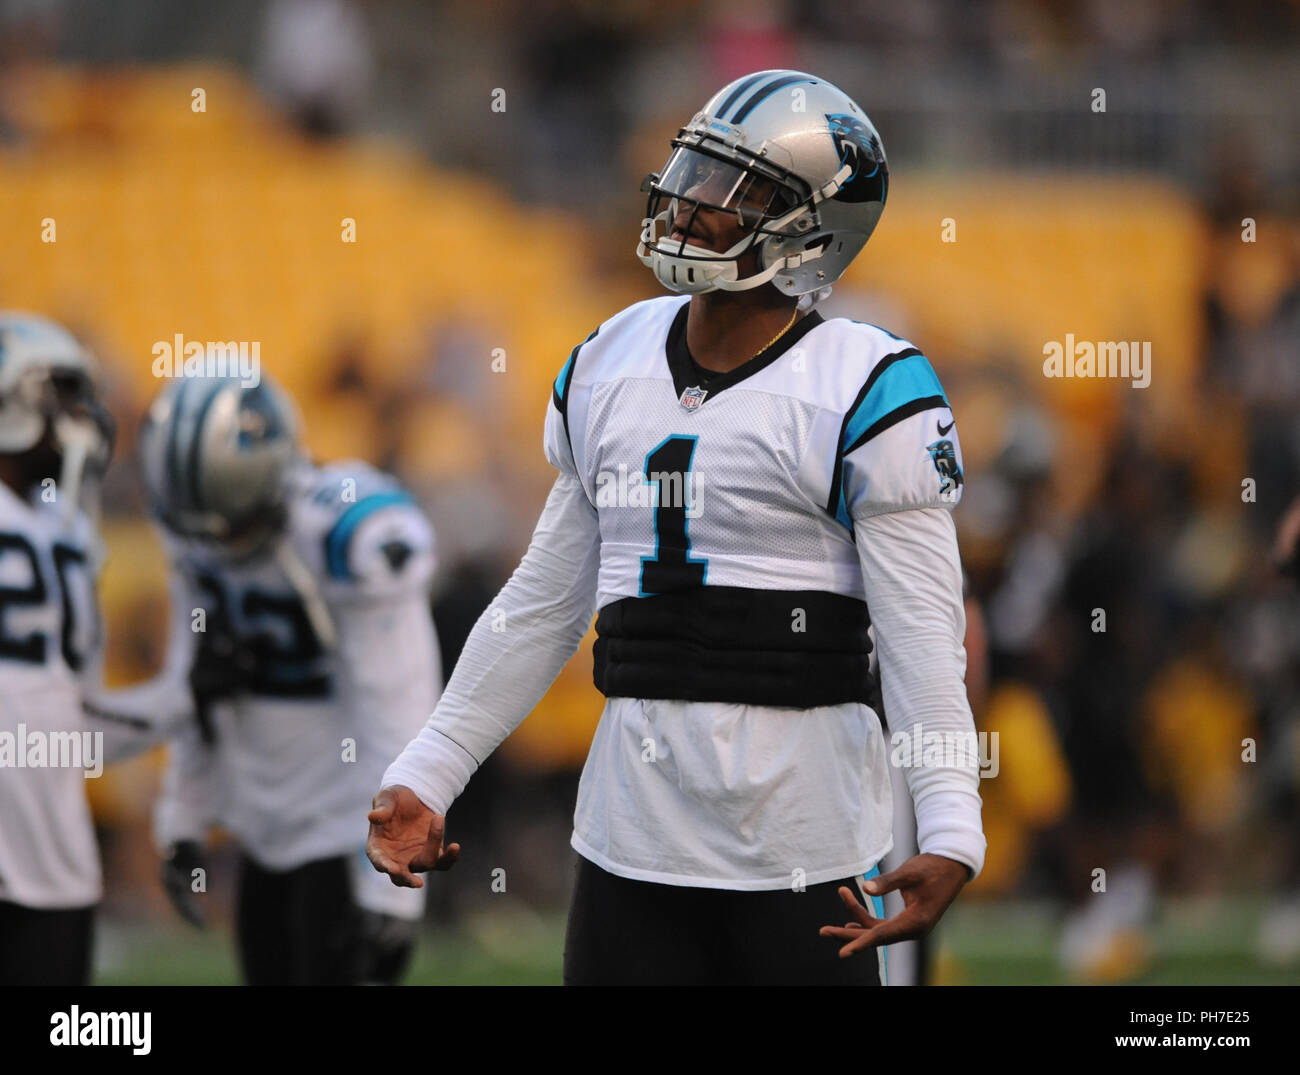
[639,435,707,595]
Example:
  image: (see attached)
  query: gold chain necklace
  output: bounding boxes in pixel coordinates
[752,309,799,360]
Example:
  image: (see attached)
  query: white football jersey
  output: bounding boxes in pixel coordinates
[383,293,983,892]
[0,480,104,908]
[153,460,440,918]
[547,295,963,607]
[543,294,969,888]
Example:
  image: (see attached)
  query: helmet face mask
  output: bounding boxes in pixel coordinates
[42,368,115,475]
[642,138,814,275]
[0,312,112,514]
[652,141,809,233]
[640,133,819,293]
[46,369,117,520]
[636,71,888,300]
[159,496,288,558]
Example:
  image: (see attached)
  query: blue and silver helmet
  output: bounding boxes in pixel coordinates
[637,70,887,300]
[139,370,300,546]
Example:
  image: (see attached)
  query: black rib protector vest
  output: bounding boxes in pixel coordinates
[592,586,875,708]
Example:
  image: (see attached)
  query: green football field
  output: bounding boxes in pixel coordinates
[92,898,1300,986]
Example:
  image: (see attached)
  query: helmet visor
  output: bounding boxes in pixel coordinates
[653,145,803,223]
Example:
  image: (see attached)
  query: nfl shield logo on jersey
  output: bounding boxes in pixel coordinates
[679,386,708,411]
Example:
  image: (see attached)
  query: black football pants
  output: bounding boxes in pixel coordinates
[563,856,882,986]
[0,899,94,985]
[236,853,415,986]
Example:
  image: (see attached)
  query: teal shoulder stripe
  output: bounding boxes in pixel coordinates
[325,490,415,581]
[843,353,948,454]
[552,352,575,405]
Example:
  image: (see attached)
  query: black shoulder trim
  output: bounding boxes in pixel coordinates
[557,325,599,450]
[845,394,948,456]
[665,304,824,404]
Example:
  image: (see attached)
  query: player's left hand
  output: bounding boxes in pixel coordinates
[818,853,969,958]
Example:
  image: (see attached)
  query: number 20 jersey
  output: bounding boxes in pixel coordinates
[0,481,102,908]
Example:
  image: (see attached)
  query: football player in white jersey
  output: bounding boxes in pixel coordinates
[0,311,186,985]
[368,70,986,985]
[137,372,440,985]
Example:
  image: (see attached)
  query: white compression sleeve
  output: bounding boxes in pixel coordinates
[855,506,987,879]
[380,473,601,813]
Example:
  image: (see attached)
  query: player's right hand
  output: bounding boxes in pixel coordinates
[366,785,461,888]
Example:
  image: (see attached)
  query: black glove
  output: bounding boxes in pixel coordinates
[356,911,417,985]
[162,840,208,929]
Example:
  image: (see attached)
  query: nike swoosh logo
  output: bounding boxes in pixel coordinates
[937,418,955,436]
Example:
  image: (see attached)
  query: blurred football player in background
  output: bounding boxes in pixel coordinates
[136,370,440,985]
[0,312,183,985]
[1256,492,1300,963]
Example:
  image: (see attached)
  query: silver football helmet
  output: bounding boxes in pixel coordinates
[637,70,888,299]
[0,311,114,515]
[139,371,300,550]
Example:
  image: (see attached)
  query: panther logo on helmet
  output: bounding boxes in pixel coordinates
[826,114,887,205]
[237,384,290,447]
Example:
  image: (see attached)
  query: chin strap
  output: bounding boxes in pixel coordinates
[712,242,824,292]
